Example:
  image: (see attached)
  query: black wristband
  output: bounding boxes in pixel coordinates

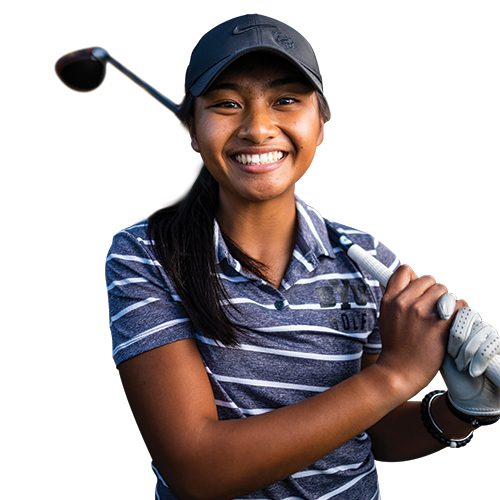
[420,390,473,448]
[445,393,500,428]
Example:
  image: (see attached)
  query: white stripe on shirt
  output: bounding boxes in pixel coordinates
[296,202,329,255]
[112,317,190,356]
[292,462,364,479]
[216,273,249,283]
[289,302,377,311]
[125,223,147,230]
[106,253,160,266]
[110,297,160,325]
[209,371,329,393]
[107,277,148,291]
[293,249,314,271]
[136,237,154,245]
[295,272,363,285]
[317,463,376,500]
[196,335,362,361]
[253,325,371,339]
[220,297,289,309]
[151,463,168,487]
[214,399,271,415]
[388,256,400,272]
[365,342,382,350]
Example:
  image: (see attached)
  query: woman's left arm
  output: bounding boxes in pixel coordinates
[362,354,475,461]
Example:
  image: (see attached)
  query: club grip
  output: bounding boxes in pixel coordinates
[347,244,392,287]
[346,243,500,387]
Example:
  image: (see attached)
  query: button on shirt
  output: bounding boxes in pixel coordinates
[106,197,399,500]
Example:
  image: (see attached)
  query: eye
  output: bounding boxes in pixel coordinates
[275,96,299,106]
[211,100,241,109]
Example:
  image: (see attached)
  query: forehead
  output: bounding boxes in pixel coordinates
[206,52,311,91]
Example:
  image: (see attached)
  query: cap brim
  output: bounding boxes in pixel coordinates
[188,46,323,97]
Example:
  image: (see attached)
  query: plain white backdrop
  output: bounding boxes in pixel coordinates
[2,1,499,498]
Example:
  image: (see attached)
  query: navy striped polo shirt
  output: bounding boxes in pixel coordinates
[106,197,399,499]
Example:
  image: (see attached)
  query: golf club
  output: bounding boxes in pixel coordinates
[55,47,181,118]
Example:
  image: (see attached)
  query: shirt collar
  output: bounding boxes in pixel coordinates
[294,196,334,261]
[214,196,334,267]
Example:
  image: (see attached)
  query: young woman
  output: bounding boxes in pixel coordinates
[106,14,500,499]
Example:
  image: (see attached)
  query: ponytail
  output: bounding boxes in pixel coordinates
[148,165,268,346]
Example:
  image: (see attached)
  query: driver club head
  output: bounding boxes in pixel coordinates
[55,47,109,92]
[55,46,182,117]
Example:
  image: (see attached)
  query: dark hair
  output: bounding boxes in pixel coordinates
[148,88,330,346]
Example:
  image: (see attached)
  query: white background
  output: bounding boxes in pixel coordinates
[2,1,499,498]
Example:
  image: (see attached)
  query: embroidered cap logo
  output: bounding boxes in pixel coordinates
[272,31,294,50]
[232,23,277,35]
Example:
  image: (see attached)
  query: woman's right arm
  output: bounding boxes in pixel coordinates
[119,266,460,500]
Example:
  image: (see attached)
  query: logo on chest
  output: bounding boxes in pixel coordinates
[316,279,375,332]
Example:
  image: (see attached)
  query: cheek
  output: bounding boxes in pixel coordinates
[292,108,323,149]
[194,117,233,158]
[296,120,322,156]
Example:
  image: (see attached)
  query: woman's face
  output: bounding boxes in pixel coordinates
[190,52,324,208]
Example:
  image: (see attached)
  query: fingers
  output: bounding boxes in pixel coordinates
[384,264,417,297]
[386,265,443,300]
[459,323,500,377]
[436,293,456,320]
[383,265,457,326]
[447,303,500,378]
[448,307,482,358]
[470,326,500,377]
[455,321,490,372]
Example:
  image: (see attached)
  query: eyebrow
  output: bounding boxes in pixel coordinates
[269,76,311,88]
[205,76,311,94]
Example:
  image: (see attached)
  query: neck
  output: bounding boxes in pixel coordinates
[216,191,297,284]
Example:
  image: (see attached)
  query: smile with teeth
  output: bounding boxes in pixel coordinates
[232,151,285,166]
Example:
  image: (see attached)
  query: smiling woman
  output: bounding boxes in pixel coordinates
[105,13,500,500]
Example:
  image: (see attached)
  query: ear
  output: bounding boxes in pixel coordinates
[191,134,200,153]
[189,124,200,152]
[316,120,324,147]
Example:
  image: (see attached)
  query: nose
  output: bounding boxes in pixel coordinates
[236,103,278,143]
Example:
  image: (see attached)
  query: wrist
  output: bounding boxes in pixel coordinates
[365,363,415,406]
[446,393,500,427]
[431,392,476,439]
[372,359,425,402]
[421,390,474,448]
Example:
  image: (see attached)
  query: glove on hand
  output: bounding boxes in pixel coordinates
[441,307,500,417]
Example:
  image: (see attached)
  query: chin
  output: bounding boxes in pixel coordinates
[239,185,294,203]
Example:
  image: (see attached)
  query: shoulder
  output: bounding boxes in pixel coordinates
[106,219,158,264]
[297,198,399,270]
[108,219,149,244]
[105,218,175,289]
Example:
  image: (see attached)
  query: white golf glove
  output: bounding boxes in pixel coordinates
[441,307,500,418]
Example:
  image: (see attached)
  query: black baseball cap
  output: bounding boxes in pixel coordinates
[185,14,324,97]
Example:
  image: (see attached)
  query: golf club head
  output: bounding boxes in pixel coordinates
[55,47,109,92]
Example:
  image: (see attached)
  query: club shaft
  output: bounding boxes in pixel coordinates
[106,54,181,117]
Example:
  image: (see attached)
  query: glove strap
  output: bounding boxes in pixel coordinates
[445,393,500,427]
[420,390,474,448]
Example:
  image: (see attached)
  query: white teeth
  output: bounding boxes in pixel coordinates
[234,151,284,165]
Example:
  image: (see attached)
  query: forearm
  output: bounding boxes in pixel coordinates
[369,393,475,462]
[165,365,407,499]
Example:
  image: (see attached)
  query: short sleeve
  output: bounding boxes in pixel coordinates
[105,226,195,367]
